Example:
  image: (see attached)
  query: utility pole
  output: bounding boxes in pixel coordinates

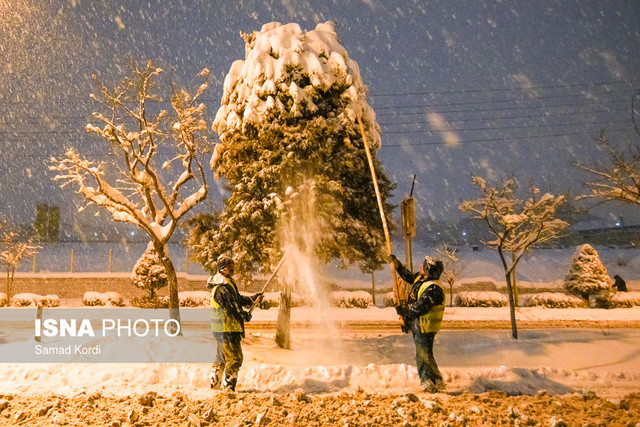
[401,175,417,270]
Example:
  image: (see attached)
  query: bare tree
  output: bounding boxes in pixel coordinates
[459,177,568,339]
[436,242,465,307]
[577,132,640,206]
[50,61,210,328]
[0,220,40,304]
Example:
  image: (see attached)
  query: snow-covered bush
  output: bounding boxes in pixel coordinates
[455,291,508,307]
[241,291,309,309]
[82,292,124,307]
[0,292,7,307]
[564,244,612,300]
[178,291,210,307]
[383,291,396,307]
[520,292,585,308]
[11,293,59,307]
[607,292,640,308]
[329,291,373,308]
[131,246,168,299]
[131,296,169,309]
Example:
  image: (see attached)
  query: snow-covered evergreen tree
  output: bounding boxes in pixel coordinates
[191,22,394,278]
[564,244,612,300]
[132,245,168,299]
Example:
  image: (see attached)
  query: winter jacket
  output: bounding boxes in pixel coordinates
[393,258,445,334]
[209,273,254,336]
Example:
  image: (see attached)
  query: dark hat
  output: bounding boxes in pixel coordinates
[216,254,234,271]
[422,256,444,280]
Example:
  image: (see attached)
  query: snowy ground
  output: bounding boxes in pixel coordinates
[1,307,639,399]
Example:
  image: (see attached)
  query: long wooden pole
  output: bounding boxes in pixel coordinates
[357,115,402,304]
[249,252,288,314]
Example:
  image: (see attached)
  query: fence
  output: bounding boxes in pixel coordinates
[19,242,207,275]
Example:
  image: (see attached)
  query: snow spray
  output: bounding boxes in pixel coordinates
[278,182,345,359]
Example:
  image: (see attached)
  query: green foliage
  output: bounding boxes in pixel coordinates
[193,67,394,279]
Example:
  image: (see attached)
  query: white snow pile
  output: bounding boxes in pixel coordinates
[82,291,125,307]
[520,292,584,308]
[212,21,380,149]
[329,291,373,308]
[0,292,6,307]
[177,291,210,307]
[608,291,640,308]
[455,291,508,307]
[10,293,59,307]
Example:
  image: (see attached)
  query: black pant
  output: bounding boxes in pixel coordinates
[212,332,243,390]
[413,332,443,386]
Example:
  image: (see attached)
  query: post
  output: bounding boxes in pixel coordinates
[371,272,376,305]
[108,249,113,273]
[35,306,43,342]
[32,253,37,273]
[357,115,402,303]
[185,248,189,274]
[401,197,416,271]
[70,249,75,273]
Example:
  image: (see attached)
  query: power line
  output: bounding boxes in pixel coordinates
[380,128,630,146]
[368,80,640,97]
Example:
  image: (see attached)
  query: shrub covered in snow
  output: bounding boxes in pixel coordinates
[131,246,168,299]
[383,291,397,307]
[82,292,124,307]
[10,293,59,307]
[564,244,612,300]
[178,291,210,307]
[329,291,374,308]
[520,292,585,308]
[607,292,640,308]
[130,296,169,309]
[0,292,7,307]
[455,291,508,307]
[241,291,309,309]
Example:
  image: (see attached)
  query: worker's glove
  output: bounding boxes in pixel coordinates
[241,310,252,322]
[206,277,215,289]
[394,305,406,317]
[253,292,264,302]
[388,254,399,265]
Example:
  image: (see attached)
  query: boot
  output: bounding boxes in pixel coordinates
[210,364,223,390]
[222,372,238,392]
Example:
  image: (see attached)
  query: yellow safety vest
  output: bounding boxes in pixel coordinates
[209,273,243,333]
[416,279,445,333]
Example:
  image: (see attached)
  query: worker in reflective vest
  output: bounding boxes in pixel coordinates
[207,254,263,391]
[391,254,446,393]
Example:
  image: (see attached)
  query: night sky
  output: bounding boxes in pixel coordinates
[1,0,639,236]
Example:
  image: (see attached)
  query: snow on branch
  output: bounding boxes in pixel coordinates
[50,60,210,243]
[578,132,640,206]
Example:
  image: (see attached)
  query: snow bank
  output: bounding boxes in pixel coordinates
[455,291,508,307]
[10,293,59,307]
[82,291,125,307]
[520,292,584,308]
[329,291,373,308]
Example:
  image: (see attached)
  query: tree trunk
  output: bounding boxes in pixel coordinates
[511,253,519,307]
[371,272,376,305]
[6,264,12,305]
[275,286,291,349]
[154,243,182,335]
[504,269,518,339]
